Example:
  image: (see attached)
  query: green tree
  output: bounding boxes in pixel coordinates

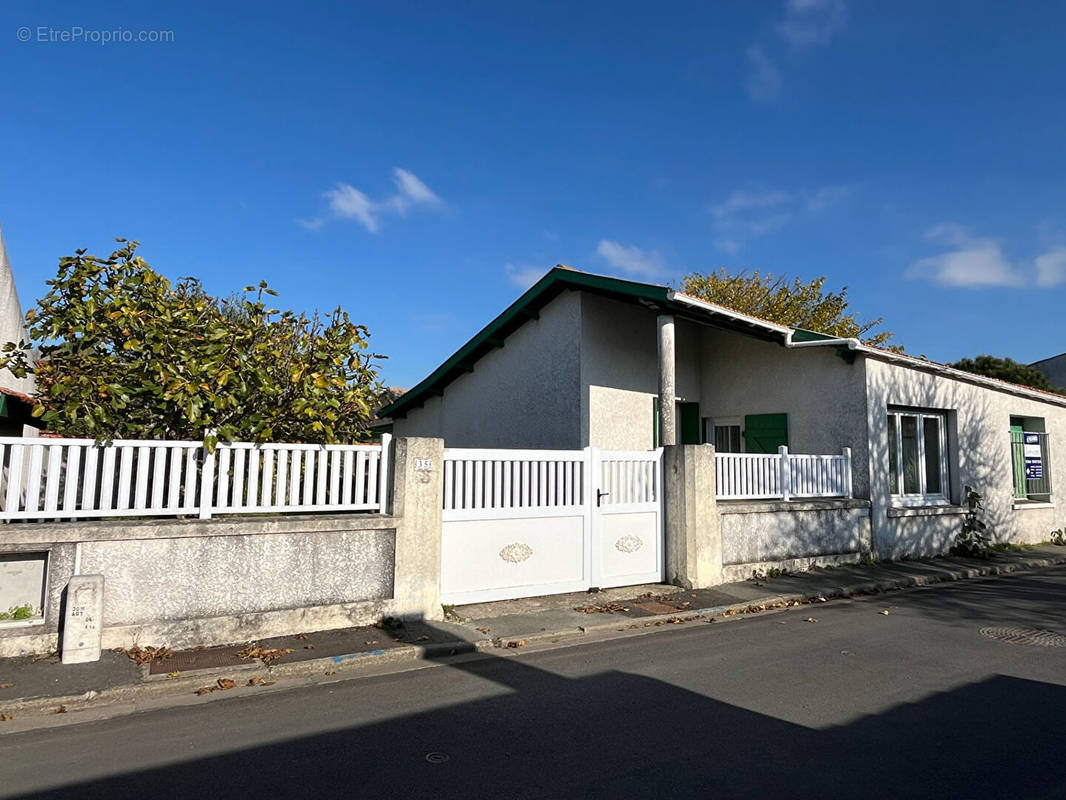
[0,239,385,446]
[949,355,1062,394]
[679,270,899,349]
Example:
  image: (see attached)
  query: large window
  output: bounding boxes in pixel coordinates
[887,409,949,504]
[704,417,742,452]
[1010,416,1052,502]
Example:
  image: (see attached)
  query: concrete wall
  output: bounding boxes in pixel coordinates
[865,356,1066,558]
[719,499,872,581]
[0,437,445,657]
[580,294,701,450]
[394,290,583,449]
[699,329,872,499]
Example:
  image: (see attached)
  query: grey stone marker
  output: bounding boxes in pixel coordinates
[61,575,105,665]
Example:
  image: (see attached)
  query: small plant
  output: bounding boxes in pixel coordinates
[953,488,991,558]
[0,604,38,621]
[1051,529,1066,546]
[859,554,880,566]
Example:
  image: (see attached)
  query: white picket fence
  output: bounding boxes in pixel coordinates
[715,446,852,501]
[0,434,390,521]
[441,447,662,517]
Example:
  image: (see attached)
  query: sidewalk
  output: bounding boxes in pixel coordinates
[2,545,1064,723]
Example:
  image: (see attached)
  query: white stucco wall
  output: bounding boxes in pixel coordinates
[0,226,37,398]
[698,329,872,499]
[393,289,583,449]
[865,357,1066,558]
[580,294,701,450]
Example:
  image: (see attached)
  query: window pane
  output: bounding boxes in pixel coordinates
[715,425,742,453]
[888,415,899,493]
[901,415,920,493]
[923,417,942,494]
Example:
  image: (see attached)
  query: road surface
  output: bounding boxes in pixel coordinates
[3,565,1066,799]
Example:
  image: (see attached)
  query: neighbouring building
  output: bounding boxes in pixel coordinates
[0,223,39,437]
[383,266,1066,559]
[1031,352,1066,391]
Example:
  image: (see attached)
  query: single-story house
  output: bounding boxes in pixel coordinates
[382,267,1065,559]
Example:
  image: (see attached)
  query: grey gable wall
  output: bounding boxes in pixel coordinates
[393,289,583,448]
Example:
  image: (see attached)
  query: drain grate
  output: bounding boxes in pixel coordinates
[980,627,1066,647]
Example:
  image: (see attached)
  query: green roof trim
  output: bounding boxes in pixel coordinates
[790,328,838,342]
[379,267,796,419]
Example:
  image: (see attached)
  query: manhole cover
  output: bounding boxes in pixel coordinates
[980,627,1066,647]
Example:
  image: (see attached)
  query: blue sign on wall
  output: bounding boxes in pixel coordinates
[1024,433,1043,479]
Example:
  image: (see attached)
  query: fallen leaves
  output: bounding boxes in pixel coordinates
[574,602,629,614]
[0,683,13,690]
[166,671,180,679]
[113,645,173,665]
[506,640,526,648]
[0,713,12,722]
[237,645,293,664]
[53,705,66,714]
[246,676,276,687]
[195,677,239,696]
[805,617,817,623]
[879,610,891,616]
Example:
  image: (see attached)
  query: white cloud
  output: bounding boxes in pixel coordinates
[744,46,781,101]
[505,264,547,290]
[302,168,443,233]
[1035,248,1066,287]
[595,240,669,280]
[324,184,380,233]
[710,183,849,250]
[907,224,1066,288]
[711,186,792,220]
[776,0,848,47]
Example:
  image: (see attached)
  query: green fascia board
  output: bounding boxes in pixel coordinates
[379,268,797,419]
[790,328,838,342]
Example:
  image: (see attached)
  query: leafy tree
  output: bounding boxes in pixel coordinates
[950,355,1063,394]
[0,239,385,446]
[679,269,899,350]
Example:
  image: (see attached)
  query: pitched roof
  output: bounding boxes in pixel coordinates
[380,266,1066,419]
[380,266,793,419]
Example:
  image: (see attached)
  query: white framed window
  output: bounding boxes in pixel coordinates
[704,416,743,452]
[887,409,949,506]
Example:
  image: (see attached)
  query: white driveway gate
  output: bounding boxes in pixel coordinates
[440,447,664,605]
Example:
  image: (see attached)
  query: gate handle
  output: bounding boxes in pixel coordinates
[597,489,610,506]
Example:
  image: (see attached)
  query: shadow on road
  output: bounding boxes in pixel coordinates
[12,621,1066,800]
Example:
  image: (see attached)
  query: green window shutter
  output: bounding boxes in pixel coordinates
[1009,425,1026,499]
[744,413,789,453]
[679,402,701,445]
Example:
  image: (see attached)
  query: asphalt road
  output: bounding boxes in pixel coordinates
[3,566,1066,799]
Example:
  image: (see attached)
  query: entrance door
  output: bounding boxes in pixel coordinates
[591,448,664,589]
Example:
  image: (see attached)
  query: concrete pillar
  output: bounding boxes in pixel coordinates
[389,437,444,621]
[657,314,676,447]
[663,444,722,589]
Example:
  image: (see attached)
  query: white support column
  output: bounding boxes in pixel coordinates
[657,314,677,447]
[842,446,853,498]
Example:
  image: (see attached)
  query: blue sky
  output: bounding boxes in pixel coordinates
[2,0,1064,387]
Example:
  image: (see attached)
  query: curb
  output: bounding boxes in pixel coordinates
[3,552,1063,721]
[1,636,493,721]
[491,552,1066,645]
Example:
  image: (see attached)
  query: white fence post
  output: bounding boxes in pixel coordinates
[778,445,791,502]
[842,446,853,498]
[379,432,392,514]
[198,442,215,520]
